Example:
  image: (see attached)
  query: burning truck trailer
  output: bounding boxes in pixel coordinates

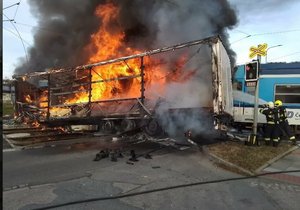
[12,36,233,140]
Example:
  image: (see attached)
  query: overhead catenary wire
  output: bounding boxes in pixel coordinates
[13,0,22,20]
[3,2,20,10]
[230,29,300,45]
[251,29,300,36]
[32,169,300,210]
[268,51,300,62]
[232,29,251,36]
[230,35,251,45]
[9,19,300,47]
[14,21,66,36]
[3,12,29,63]
[3,27,32,46]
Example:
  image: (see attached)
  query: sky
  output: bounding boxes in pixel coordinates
[2,0,300,79]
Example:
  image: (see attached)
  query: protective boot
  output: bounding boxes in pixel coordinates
[110,151,117,162]
[273,141,279,147]
[93,150,106,161]
[289,136,297,145]
[116,149,124,158]
[129,150,138,161]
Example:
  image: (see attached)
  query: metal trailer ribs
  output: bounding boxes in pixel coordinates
[12,36,232,135]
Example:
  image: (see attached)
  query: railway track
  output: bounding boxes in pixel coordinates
[3,127,63,134]
[3,125,191,150]
[3,126,94,147]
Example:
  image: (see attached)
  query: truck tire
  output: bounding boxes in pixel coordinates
[101,121,115,133]
[120,119,136,132]
[143,119,164,137]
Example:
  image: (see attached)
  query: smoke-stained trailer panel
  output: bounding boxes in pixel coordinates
[212,39,233,116]
[13,36,233,133]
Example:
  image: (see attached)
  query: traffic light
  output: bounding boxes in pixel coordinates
[245,61,259,81]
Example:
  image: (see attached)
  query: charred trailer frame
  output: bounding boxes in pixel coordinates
[12,36,233,136]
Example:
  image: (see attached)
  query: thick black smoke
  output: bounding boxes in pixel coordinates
[15,0,237,74]
[15,0,103,74]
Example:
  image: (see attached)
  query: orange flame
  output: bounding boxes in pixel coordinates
[32,120,41,128]
[24,95,33,103]
[66,3,144,104]
[54,126,67,132]
[37,2,195,117]
[39,90,48,108]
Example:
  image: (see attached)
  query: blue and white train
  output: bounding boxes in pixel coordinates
[233,62,300,134]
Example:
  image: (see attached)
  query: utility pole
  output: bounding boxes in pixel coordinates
[247,43,267,145]
[246,59,260,146]
[246,53,261,145]
[253,56,261,138]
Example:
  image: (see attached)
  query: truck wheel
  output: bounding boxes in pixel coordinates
[143,119,164,137]
[120,119,136,132]
[101,121,115,133]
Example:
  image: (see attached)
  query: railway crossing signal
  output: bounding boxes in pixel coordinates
[245,61,259,81]
[249,43,268,59]
[245,58,261,146]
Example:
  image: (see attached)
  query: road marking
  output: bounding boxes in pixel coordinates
[3,148,17,152]
[3,184,29,191]
[250,180,300,192]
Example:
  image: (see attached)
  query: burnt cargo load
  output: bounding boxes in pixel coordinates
[12,36,233,137]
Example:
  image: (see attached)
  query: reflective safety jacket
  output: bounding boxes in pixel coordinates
[260,107,279,124]
[277,106,287,122]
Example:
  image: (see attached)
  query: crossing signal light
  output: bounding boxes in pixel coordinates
[245,61,258,81]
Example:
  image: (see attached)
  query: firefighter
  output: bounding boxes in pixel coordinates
[274,100,296,145]
[260,101,280,147]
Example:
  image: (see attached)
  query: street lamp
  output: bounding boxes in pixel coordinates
[265,44,283,63]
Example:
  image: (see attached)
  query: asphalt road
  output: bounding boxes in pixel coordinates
[3,138,300,210]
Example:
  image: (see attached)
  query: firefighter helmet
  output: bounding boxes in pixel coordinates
[275,100,282,107]
[268,101,274,108]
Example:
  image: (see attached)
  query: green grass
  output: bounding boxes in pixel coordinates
[2,102,14,116]
[207,141,293,172]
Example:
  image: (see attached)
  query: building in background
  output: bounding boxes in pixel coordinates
[3,79,15,103]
